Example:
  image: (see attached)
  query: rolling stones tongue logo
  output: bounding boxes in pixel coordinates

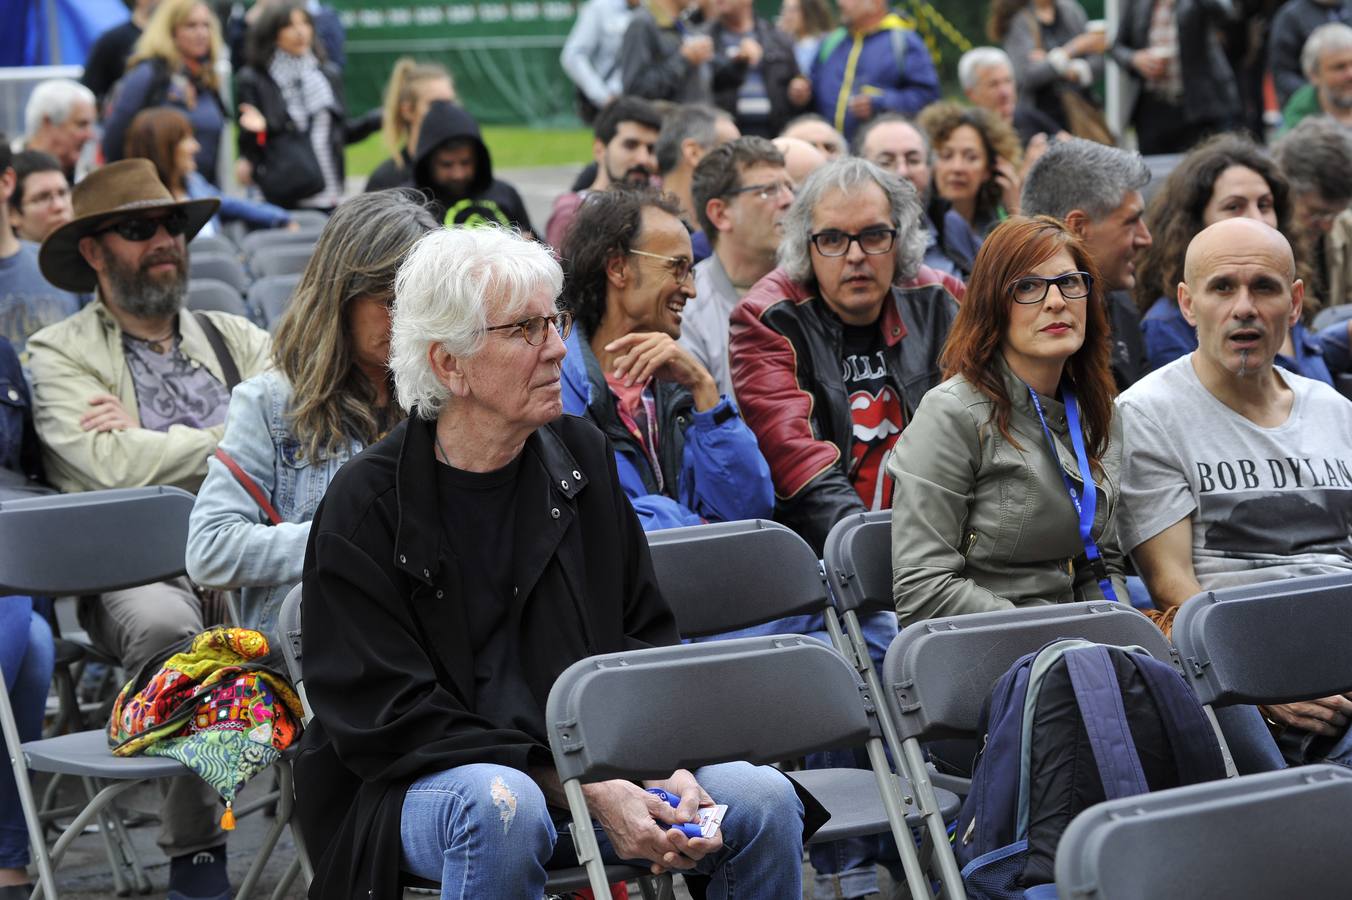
[848,386,903,510]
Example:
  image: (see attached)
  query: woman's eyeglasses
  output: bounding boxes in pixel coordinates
[1009,271,1094,305]
[484,310,574,346]
[94,210,190,242]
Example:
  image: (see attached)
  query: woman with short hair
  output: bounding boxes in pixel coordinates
[185,189,437,638]
[888,215,1125,625]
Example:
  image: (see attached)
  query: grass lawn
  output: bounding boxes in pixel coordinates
[346,126,593,176]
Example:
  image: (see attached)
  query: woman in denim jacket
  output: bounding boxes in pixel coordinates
[186,190,438,638]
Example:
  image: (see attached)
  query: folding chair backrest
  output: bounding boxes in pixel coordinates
[823,510,893,615]
[189,251,251,293]
[0,487,195,595]
[1055,764,1352,899]
[1172,572,1352,707]
[189,234,237,257]
[187,278,251,318]
[883,602,1172,741]
[547,635,869,783]
[278,583,304,686]
[248,273,303,328]
[250,244,314,279]
[646,519,828,637]
[239,227,320,259]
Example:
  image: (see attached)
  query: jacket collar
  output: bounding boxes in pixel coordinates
[810,284,910,348]
[391,416,588,584]
[998,354,1069,433]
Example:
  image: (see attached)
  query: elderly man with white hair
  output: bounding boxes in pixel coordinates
[958,46,1062,146]
[21,79,96,183]
[1281,22,1352,129]
[293,225,814,900]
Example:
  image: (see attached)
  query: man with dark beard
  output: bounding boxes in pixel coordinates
[545,95,662,248]
[26,159,271,900]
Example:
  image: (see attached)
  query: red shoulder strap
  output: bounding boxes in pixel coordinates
[213,448,284,526]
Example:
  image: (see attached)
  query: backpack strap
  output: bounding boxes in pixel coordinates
[194,311,242,392]
[1132,654,1228,784]
[1062,646,1150,801]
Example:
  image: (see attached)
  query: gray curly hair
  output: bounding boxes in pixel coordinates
[777,156,927,287]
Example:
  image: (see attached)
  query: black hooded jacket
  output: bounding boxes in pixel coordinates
[412,100,534,234]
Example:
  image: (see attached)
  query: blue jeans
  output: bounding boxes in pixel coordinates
[399,761,804,899]
[0,597,54,869]
[691,610,901,899]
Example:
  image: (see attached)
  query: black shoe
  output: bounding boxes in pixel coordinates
[168,845,230,900]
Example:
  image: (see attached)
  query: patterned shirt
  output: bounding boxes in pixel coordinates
[122,332,230,432]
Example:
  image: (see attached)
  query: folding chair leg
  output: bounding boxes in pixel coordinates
[1,670,60,900]
[901,739,965,900]
[864,737,934,900]
[84,777,152,895]
[269,858,300,900]
[563,779,610,897]
[236,764,294,899]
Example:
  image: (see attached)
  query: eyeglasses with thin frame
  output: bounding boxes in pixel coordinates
[724,179,796,202]
[94,210,189,242]
[628,248,693,284]
[1008,271,1094,305]
[809,227,897,258]
[483,310,574,346]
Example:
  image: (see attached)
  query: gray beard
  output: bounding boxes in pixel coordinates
[1325,88,1352,111]
[103,256,185,319]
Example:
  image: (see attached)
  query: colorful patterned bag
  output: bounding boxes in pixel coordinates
[107,627,304,829]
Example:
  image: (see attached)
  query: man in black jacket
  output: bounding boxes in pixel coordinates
[296,225,811,900]
[412,100,534,234]
[707,0,811,136]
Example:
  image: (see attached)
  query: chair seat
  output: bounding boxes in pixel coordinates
[787,768,960,843]
[23,728,189,778]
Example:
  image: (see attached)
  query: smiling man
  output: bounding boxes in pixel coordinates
[681,136,794,398]
[558,186,773,530]
[1117,216,1352,768]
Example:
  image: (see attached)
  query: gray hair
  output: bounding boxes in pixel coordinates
[24,79,94,137]
[1020,137,1151,220]
[390,226,564,419]
[1273,116,1352,202]
[777,156,927,286]
[1302,22,1352,80]
[958,47,1013,92]
[655,104,727,175]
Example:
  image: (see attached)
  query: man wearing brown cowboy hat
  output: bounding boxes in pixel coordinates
[25,158,271,900]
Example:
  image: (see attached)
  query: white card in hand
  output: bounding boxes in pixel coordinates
[696,804,728,838]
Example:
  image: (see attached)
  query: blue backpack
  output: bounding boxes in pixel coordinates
[954,639,1227,899]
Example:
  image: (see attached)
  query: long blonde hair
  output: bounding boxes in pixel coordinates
[129,0,224,91]
[380,58,455,158]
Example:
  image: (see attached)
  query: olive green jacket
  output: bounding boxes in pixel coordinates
[886,361,1126,626]
[27,298,271,494]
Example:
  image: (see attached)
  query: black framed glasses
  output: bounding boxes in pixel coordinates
[95,210,189,242]
[724,179,796,202]
[809,227,897,258]
[628,249,693,284]
[1008,271,1094,305]
[484,310,574,346]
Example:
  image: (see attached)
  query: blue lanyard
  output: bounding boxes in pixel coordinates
[1026,384,1118,603]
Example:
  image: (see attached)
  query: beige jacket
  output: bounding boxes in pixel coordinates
[26,299,271,493]
[1325,209,1352,311]
[886,361,1126,627]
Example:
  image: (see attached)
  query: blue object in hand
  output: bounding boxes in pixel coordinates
[646,788,704,838]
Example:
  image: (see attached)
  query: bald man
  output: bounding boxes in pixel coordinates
[771,136,826,187]
[1117,218,1352,769]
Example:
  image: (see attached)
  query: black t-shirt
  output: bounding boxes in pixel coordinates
[82,22,142,104]
[840,322,904,510]
[435,448,541,738]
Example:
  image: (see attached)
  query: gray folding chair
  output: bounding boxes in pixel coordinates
[1312,303,1352,331]
[0,487,285,899]
[1055,764,1352,899]
[246,274,302,330]
[249,244,314,279]
[881,601,1174,900]
[275,585,654,900]
[189,234,238,258]
[189,251,252,294]
[1172,572,1352,771]
[238,227,321,260]
[187,278,251,319]
[548,636,885,897]
[647,519,955,898]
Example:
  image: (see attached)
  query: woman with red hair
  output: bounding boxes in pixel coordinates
[887,215,1125,626]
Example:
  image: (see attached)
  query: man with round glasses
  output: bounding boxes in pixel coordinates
[728,155,956,899]
[558,186,773,530]
[683,136,795,398]
[26,158,271,900]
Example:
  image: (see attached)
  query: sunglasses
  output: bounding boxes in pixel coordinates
[95,210,190,242]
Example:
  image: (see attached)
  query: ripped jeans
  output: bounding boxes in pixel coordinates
[399,761,804,899]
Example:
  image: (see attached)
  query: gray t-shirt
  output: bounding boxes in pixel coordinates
[1117,354,1352,589]
[0,241,84,357]
[122,331,230,433]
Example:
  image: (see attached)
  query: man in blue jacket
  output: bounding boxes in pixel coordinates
[809,0,940,140]
[557,186,773,530]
